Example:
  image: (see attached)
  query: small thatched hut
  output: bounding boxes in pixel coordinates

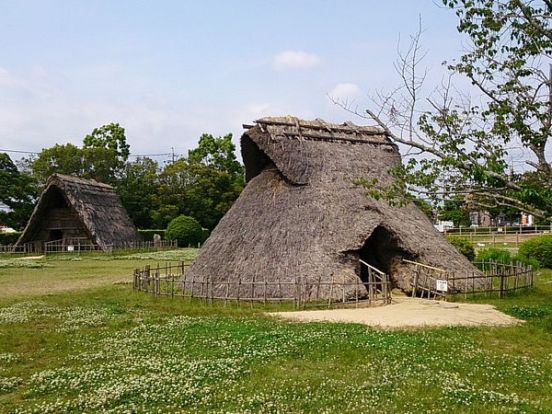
[17,174,140,252]
[187,116,478,298]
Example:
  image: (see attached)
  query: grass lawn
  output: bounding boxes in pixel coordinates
[0,250,551,413]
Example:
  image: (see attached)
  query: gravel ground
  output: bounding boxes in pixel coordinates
[268,297,521,329]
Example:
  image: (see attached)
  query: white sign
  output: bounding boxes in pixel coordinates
[67,245,74,252]
[436,279,448,292]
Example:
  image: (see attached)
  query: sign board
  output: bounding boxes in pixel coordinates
[67,245,75,252]
[436,279,448,292]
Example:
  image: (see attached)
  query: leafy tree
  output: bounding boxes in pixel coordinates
[30,143,85,182]
[157,159,243,230]
[438,199,472,227]
[188,133,244,176]
[338,1,552,222]
[117,157,159,228]
[31,123,130,185]
[83,123,130,183]
[413,197,434,220]
[0,153,37,230]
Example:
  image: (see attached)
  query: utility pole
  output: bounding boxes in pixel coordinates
[171,147,175,164]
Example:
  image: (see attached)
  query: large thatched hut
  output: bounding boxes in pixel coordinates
[187,116,478,298]
[16,174,140,252]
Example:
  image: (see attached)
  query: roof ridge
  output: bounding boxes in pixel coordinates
[250,116,386,135]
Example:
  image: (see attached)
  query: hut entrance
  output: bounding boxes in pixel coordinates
[358,226,405,286]
[48,229,63,242]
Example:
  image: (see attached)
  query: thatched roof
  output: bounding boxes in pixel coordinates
[187,116,478,298]
[17,174,140,251]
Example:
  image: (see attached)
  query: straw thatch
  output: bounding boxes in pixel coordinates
[187,116,479,298]
[16,174,140,252]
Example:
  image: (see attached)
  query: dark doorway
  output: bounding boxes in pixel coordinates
[48,229,63,242]
[358,226,406,285]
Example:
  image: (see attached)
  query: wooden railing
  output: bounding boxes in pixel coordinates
[133,262,392,309]
[42,239,178,254]
[407,259,534,299]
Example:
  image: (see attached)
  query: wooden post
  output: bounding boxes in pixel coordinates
[355,276,359,308]
[190,273,195,300]
[316,275,321,301]
[182,271,186,297]
[328,273,335,308]
[411,267,419,297]
[209,275,213,305]
[224,279,229,307]
[263,276,267,306]
[294,276,299,309]
[342,274,346,304]
[237,277,241,307]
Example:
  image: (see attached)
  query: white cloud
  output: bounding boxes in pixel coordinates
[273,50,321,70]
[328,83,362,102]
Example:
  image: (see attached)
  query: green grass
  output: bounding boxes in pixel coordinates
[0,249,197,299]
[0,252,551,413]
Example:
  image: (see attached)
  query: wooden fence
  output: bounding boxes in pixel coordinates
[443,225,551,247]
[133,260,392,309]
[43,239,178,254]
[407,259,534,299]
[0,243,39,254]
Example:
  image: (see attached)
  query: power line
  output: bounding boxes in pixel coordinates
[0,148,180,158]
[0,148,39,155]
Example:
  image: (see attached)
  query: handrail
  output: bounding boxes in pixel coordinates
[359,259,386,276]
[402,259,447,273]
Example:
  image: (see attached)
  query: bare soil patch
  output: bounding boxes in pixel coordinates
[268,297,521,329]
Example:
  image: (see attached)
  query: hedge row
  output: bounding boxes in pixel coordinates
[0,232,21,245]
[448,234,551,269]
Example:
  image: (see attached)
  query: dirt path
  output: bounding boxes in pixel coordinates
[268,298,521,329]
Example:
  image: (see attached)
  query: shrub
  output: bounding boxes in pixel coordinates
[518,235,552,269]
[446,236,475,261]
[165,216,203,247]
[505,305,551,319]
[474,247,539,269]
[0,232,21,245]
[475,248,511,264]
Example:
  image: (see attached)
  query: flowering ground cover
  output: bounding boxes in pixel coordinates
[0,249,197,299]
[0,254,551,413]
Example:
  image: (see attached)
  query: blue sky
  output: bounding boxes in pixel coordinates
[0,0,465,160]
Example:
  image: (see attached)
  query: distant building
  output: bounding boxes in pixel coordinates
[469,211,492,227]
[16,174,140,252]
[434,220,454,232]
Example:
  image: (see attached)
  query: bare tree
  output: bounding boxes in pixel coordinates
[332,2,552,222]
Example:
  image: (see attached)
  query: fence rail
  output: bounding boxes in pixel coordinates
[408,259,534,299]
[133,261,392,309]
[1,239,178,254]
[0,243,40,254]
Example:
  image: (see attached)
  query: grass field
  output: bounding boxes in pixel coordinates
[0,250,551,413]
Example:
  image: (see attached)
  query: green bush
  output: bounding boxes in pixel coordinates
[518,235,552,269]
[505,305,551,319]
[446,236,475,261]
[474,247,539,269]
[166,215,204,247]
[138,229,166,241]
[0,232,21,245]
[475,248,511,264]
